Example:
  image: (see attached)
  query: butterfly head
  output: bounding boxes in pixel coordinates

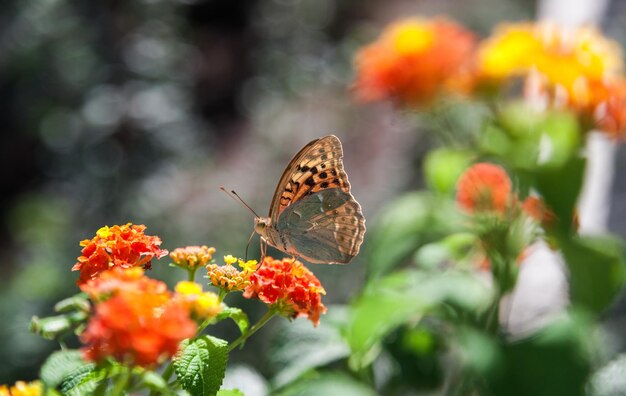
[254,216,272,236]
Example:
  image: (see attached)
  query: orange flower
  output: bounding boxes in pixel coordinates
[79,267,168,303]
[243,257,327,326]
[80,269,195,367]
[353,18,475,106]
[170,245,216,271]
[0,381,41,396]
[456,163,512,214]
[594,78,626,139]
[72,224,168,284]
[521,196,557,227]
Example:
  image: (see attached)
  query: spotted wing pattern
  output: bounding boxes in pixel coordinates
[268,135,350,224]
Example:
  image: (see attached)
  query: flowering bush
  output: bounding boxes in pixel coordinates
[10,14,626,396]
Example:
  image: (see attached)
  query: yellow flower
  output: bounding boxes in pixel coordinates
[0,381,42,396]
[206,256,257,292]
[170,246,216,270]
[223,255,238,265]
[175,281,222,319]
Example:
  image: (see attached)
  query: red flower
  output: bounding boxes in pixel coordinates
[243,257,327,326]
[80,268,195,367]
[456,163,512,214]
[353,18,475,106]
[72,224,168,284]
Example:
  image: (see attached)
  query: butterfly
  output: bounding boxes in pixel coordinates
[254,135,366,264]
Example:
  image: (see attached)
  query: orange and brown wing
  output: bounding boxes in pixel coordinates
[269,135,351,223]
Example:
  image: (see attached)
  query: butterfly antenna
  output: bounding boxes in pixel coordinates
[220,186,261,217]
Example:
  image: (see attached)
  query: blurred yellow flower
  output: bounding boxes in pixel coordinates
[175,281,222,319]
[0,381,42,396]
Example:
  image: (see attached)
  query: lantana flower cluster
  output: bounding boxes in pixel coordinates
[66,223,328,371]
[72,223,168,284]
[243,256,327,326]
[354,18,626,139]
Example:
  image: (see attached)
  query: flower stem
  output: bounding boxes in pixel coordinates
[149,363,175,396]
[228,310,277,352]
[188,268,196,282]
[109,366,131,396]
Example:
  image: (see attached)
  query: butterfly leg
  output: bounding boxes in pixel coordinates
[258,237,268,269]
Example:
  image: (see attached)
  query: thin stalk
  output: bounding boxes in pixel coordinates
[109,366,130,396]
[228,310,276,352]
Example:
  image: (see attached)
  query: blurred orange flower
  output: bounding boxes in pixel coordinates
[594,78,626,139]
[353,18,475,106]
[456,163,512,214]
[521,196,557,227]
[80,268,195,367]
[0,381,41,396]
[243,257,326,326]
[79,267,168,303]
[170,245,216,271]
[72,223,168,284]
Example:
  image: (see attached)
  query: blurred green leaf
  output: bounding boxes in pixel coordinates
[53,294,90,313]
[40,350,93,390]
[366,192,462,279]
[534,156,585,234]
[217,390,245,396]
[423,148,473,194]
[175,335,229,396]
[498,102,544,139]
[487,312,593,396]
[216,306,250,335]
[137,368,171,395]
[269,306,350,388]
[276,372,376,396]
[560,235,626,314]
[30,311,88,340]
[539,111,581,168]
[414,233,478,270]
[347,270,492,367]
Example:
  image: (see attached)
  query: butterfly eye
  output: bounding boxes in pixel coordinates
[254,219,266,234]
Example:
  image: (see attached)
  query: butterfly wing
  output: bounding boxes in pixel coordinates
[275,183,365,264]
[268,135,351,223]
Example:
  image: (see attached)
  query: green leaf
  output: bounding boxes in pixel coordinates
[53,293,90,313]
[269,306,350,388]
[40,350,93,389]
[216,306,249,335]
[217,390,245,396]
[30,311,88,340]
[59,365,106,396]
[560,235,626,313]
[366,192,462,278]
[487,312,593,396]
[534,156,585,233]
[136,368,171,395]
[423,148,472,194]
[347,270,492,367]
[275,372,376,396]
[175,335,229,396]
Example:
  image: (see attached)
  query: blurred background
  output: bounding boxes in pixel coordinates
[2,0,626,389]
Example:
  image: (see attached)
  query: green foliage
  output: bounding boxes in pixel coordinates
[175,335,230,396]
[346,269,492,368]
[269,306,350,389]
[485,313,593,396]
[40,350,93,390]
[276,372,377,396]
[424,148,473,194]
[560,235,626,313]
[366,192,463,278]
[216,306,250,335]
[217,390,245,396]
